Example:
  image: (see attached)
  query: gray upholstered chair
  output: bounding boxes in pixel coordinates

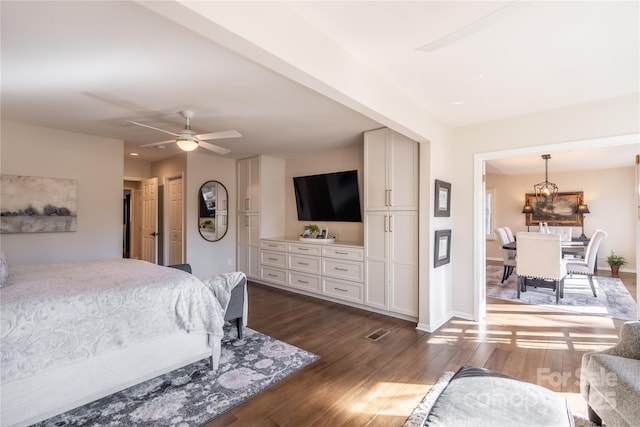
[581,321,640,426]
[515,232,567,304]
[566,229,607,297]
[495,227,516,283]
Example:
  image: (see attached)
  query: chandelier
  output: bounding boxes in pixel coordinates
[534,154,558,203]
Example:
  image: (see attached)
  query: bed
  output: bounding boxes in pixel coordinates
[0,258,245,427]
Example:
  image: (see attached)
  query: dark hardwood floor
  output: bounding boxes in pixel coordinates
[206,271,636,426]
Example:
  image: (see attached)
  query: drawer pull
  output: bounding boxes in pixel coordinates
[268,273,278,277]
[298,280,309,284]
[298,248,309,251]
[268,257,278,261]
[334,267,348,272]
[298,262,309,266]
[334,251,349,255]
[268,244,278,247]
[334,287,348,292]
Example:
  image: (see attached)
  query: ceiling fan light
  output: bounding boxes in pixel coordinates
[176,138,198,152]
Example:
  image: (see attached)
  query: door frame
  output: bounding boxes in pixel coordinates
[473,133,640,321]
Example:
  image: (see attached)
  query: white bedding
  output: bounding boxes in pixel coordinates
[0,259,226,383]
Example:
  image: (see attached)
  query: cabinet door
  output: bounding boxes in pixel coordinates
[389,211,418,316]
[238,157,260,212]
[364,211,389,310]
[238,213,260,278]
[364,129,389,211]
[388,133,419,210]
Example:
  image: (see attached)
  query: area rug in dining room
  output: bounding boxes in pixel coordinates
[486,265,637,321]
[35,328,319,427]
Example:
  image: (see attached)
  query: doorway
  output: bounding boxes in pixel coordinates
[474,135,640,321]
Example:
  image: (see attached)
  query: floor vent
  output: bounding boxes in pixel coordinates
[365,328,390,342]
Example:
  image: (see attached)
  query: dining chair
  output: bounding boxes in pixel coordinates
[495,227,516,282]
[503,226,515,243]
[566,229,608,297]
[515,232,567,304]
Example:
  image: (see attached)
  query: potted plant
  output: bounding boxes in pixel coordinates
[606,251,626,277]
[303,224,320,238]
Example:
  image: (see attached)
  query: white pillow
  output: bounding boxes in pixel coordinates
[0,250,8,288]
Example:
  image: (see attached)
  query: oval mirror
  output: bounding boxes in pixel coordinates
[198,180,228,242]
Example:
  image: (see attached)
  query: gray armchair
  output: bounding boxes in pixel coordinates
[581,321,640,426]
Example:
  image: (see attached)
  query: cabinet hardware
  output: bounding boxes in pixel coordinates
[268,273,277,277]
[388,189,392,206]
[245,198,249,210]
[298,262,309,266]
[298,248,309,251]
[334,287,348,292]
[298,280,309,284]
[334,267,348,272]
[334,251,348,255]
[268,244,277,247]
[268,257,278,261]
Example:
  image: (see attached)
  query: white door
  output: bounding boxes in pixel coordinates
[168,176,183,265]
[364,211,389,310]
[141,177,158,264]
[364,129,389,211]
[389,211,419,316]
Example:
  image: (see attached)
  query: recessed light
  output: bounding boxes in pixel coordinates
[129,152,139,156]
[452,101,466,105]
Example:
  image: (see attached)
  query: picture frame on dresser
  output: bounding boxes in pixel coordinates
[434,229,451,267]
[434,180,451,217]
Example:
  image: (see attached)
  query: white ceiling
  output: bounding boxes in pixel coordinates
[1,1,638,166]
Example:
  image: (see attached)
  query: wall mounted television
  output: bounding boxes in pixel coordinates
[293,170,362,222]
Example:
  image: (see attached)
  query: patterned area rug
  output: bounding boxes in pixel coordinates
[487,265,637,321]
[35,328,319,427]
[404,371,600,427]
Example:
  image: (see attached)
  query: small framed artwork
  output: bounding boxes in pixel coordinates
[434,180,451,217]
[434,229,451,268]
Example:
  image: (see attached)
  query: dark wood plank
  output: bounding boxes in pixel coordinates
[204,270,636,426]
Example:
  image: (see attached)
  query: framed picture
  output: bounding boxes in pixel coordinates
[434,180,451,217]
[524,191,583,226]
[434,229,451,267]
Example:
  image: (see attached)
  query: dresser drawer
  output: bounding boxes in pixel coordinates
[288,271,321,293]
[261,240,287,252]
[287,243,322,257]
[288,254,322,274]
[322,278,363,303]
[260,250,286,267]
[322,258,363,282]
[260,266,286,286]
[322,245,364,262]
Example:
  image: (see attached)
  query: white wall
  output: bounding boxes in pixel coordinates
[186,152,237,278]
[453,94,640,319]
[486,167,637,273]
[285,145,364,243]
[0,121,123,264]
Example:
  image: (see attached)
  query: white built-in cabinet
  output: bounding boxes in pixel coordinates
[364,128,419,211]
[237,156,285,279]
[364,128,419,317]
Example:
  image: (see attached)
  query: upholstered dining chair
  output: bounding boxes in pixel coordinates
[515,232,567,304]
[495,228,516,283]
[503,226,515,243]
[566,229,608,297]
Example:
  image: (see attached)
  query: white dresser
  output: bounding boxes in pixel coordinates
[259,238,365,305]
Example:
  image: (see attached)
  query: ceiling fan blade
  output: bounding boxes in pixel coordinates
[198,140,231,155]
[140,139,174,148]
[128,120,180,137]
[196,130,242,140]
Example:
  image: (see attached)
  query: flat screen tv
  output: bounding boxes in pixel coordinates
[293,170,362,222]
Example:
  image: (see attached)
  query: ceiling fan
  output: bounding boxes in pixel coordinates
[129,110,241,155]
